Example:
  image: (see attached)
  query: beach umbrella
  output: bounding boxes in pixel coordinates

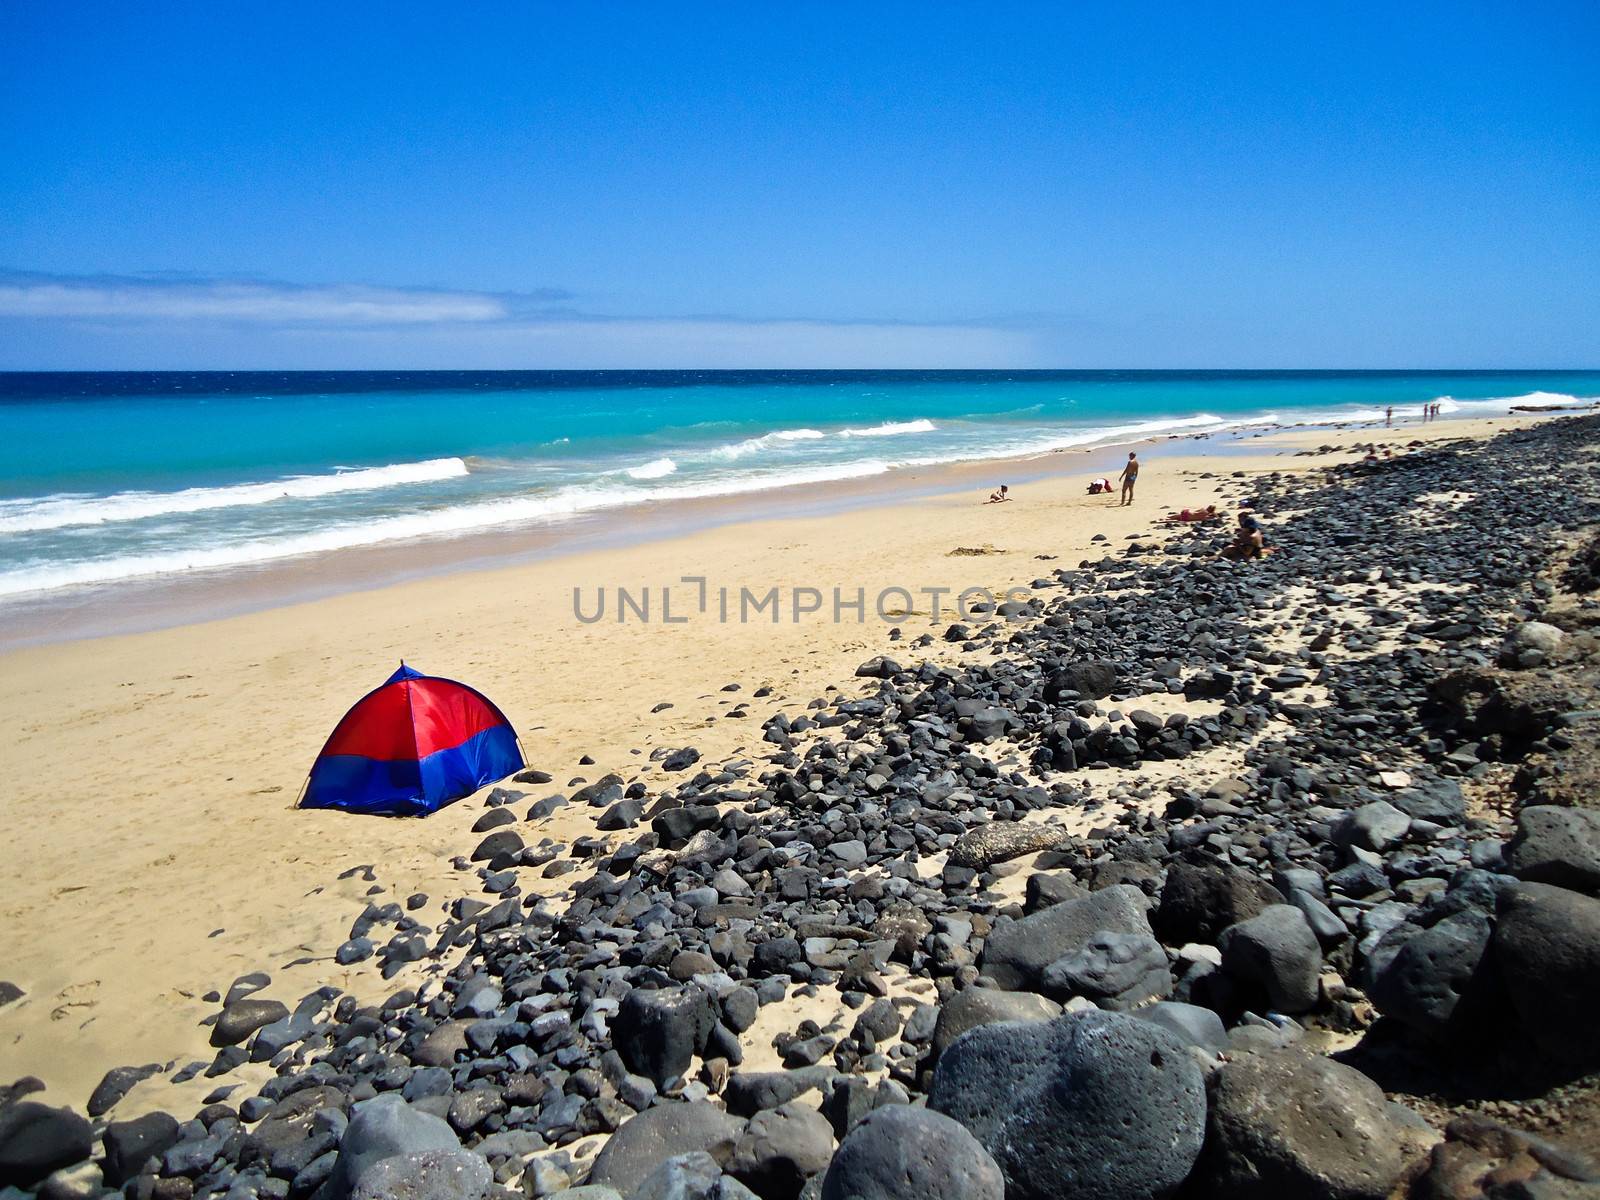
[299,663,523,816]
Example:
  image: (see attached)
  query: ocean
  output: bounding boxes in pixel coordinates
[1,369,1596,604]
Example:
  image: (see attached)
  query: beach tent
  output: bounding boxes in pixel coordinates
[299,664,523,816]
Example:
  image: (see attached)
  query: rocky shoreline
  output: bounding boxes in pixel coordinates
[8,416,1600,1199]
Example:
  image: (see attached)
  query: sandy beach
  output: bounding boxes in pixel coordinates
[0,410,1542,1115]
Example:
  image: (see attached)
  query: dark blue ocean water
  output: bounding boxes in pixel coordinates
[1,369,1595,599]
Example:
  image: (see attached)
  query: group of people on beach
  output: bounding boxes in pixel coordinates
[1385,402,1445,426]
[1079,451,1140,504]
[986,449,1270,560]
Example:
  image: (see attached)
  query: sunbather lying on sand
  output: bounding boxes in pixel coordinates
[1165,504,1218,523]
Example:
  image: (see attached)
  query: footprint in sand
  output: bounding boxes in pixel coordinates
[51,979,100,1022]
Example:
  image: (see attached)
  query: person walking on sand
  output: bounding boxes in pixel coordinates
[1118,452,1140,506]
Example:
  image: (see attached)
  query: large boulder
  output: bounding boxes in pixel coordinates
[929,1010,1206,1200]
[351,1149,492,1200]
[1366,909,1496,1042]
[1505,806,1600,894]
[586,1102,745,1194]
[821,1105,1004,1200]
[612,986,719,1088]
[979,885,1152,991]
[0,1102,94,1189]
[1048,661,1118,700]
[328,1095,460,1200]
[1153,857,1284,946]
[725,1101,833,1199]
[1492,881,1600,1074]
[933,988,1062,1054]
[102,1112,182,1186]
[1040,930,1171,1010]
[1198,1049,1408,1200]
[1218,905,1322,1014]
[948,823,1070,870]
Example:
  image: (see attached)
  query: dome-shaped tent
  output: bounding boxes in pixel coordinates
[300,664,523,816]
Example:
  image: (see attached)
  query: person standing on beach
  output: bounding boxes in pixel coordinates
[1385,406,1394,426]
[1119,452,1140,505]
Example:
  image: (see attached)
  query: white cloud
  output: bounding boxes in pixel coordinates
[0,277,508,324]
[0,270,1043,367]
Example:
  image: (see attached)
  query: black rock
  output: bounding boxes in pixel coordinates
[612,986,719,1088]
[654,805,723,846]
[102,1112,182,1186]
[725,1068,835,1117]
[822,1104,1004,1200]
[86,1063,162,1117]
[349,1148,491,1200]
[1505,806,1600,894]
[326,1095,461,1200]
[1132,1001,1228,1053]
[1040,930,1172,1009]
[931,1010,1205,1200]
[1367,908,1495,1042]
[210,997,291,1047]
[932,988,1061,1054]
[1218,905,1323,1014]
[587,1101,746,1194]
[1196,1049,1407,1200]
[470,808,517,833]
[1493,881,1600,1075]
[1153,856,1285,945]
[468,830,523,863]
[1048,661,1118,700]
[726,1101,835,1199]
[630,1150,727,1199]
[978,884,1152,990]
[0,1102,94,1189]
[1024,872,1089,913]
[662,747,702,772]
[597,799,644,830]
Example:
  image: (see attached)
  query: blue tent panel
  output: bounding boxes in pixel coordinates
[304,721,522,817]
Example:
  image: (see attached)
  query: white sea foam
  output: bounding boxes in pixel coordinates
[625,457,677,480]
[839,418,938,437]
[1307,392,1596,426]
[0,457,469,534]
[0,459,893,598]
[1491,391,1591,410]
[10,390,1598,602]
[1004,412,1231,455]
[710,428,826,460]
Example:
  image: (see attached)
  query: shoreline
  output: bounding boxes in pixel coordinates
[0,409,1549,651]
[0,409,1559,1116]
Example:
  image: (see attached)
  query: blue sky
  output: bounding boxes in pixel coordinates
[1,2,1596,369]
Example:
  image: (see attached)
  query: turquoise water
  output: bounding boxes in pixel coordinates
[1,369,1596,600]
